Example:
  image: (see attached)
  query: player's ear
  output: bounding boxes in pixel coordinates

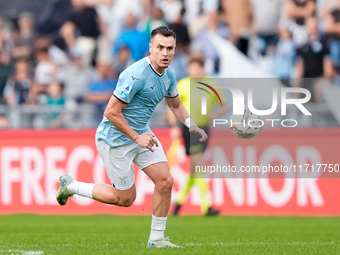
[149,42,152,54]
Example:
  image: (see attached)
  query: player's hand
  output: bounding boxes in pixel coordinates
[189,126,208,142]
[135,133,159,152]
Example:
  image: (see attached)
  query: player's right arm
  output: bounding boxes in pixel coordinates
[104,96,158,152]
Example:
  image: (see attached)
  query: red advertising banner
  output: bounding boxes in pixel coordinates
[0,129,339,216]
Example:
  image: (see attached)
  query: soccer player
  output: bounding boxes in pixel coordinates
[169,55,227,216]
[56,26,207,248]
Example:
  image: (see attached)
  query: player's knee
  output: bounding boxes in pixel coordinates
[117,193,136,207]
[157,175,173,194]
[119,197,135,207]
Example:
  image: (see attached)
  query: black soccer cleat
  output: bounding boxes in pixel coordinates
[206,207,220,216]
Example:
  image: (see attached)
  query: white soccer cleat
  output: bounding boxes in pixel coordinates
[147,237,182,248]
[56,174,74,206]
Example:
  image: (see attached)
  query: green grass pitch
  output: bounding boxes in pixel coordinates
[0,215,339,254]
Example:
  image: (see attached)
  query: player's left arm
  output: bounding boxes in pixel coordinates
[165,96,208,142]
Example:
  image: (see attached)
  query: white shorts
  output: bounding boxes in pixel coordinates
[96,138,168,190]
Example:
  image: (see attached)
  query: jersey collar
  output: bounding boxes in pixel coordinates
[147,57,165,77]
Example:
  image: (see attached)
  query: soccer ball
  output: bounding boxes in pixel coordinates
[229,106,263,139]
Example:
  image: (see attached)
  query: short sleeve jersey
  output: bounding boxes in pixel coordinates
[96,57,178,147]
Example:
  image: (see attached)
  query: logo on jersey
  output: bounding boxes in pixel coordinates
[131,76,139,80]
[164,80,170,85]
[121,84,132,97]
[150,85,156,90]
[118,176,128,185]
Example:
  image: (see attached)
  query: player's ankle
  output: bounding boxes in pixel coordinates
[67,181,95,199]
[149,215,167,240]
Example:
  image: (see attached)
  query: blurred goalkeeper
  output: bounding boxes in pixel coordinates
[169,55,227,216]
[56,26,207,248]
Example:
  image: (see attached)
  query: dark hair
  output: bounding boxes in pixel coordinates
[189,56,205,67]
[151,25,176,40]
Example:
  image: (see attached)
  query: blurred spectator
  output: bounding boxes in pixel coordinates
[169,8,190,50]
[0,15,15,56]
[46,81,66,127]
[296,17,333,100]
[272,27,296,86]
[0,48,13,128]
[285,0,316,47]
[11,12,36,61]
[157,0,183,24]
[89,0,143,42]
[191,11,231,75]
[113,13,149,61]
[85,63,116,122]
[183,0,202,25]
[60,0,104,66]
[140,7,167,37]
[323,4,340,69]
[31,47,57,102]
[112,45,134,78]
[296,17,333,78]
[222,0,253,56]
[169,7,191,80]
[34,37,69,67]
[287,0,316,26]
[81,0,113,65]
[251,0,283,55]
[84,0,114,17]
[184,0,220,26]
[4,59,32,106]
[57,49,99,104]
[0,51,14,104]
[34,0,73,38]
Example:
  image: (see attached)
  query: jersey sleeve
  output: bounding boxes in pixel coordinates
[113,72,141,103]
[165,67,179,98]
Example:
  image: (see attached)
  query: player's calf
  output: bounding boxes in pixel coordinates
[92,183,136,206]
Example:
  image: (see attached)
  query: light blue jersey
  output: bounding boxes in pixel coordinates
[96,57,178,147]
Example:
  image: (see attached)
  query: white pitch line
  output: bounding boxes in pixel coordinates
[0,250,44,255]
[7,243,109,247]
[183,241,336,246]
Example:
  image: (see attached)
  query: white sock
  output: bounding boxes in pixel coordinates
[149,215,167,241]
[67,181,95,199]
